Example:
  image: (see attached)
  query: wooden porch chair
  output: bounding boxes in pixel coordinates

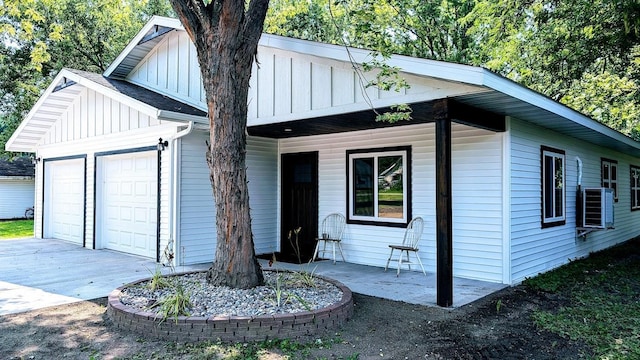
[385,217,426,276]
[312,213,346,264]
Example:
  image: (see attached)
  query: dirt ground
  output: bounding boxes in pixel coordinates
[0,283,589,360]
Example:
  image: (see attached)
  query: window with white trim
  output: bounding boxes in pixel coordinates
[631,165,640,211]
[347,146,411,226]
[542,146,565,227]
[602,158,618,201]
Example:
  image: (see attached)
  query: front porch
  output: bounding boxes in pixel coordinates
[260,259,506,308]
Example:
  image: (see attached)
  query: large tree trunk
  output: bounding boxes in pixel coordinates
[170,0,269,288]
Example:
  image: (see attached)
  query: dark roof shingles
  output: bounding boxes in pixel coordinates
[67,69,207,117]
[0,157,35,177]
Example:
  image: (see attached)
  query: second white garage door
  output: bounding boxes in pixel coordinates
[99,151,157,258]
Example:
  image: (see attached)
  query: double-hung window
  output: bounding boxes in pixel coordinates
[601,158,618,201]
[347,146,411,226]
[541,146,565,227]
[631,165,640,211]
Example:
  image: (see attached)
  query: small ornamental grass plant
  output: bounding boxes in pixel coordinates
[146,266,172,291]
[150,280,192,323]
[143,266,191,323]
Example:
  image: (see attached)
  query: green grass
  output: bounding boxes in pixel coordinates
[378,191,402,202]
[524,238,640,359]
[0,219,34,239]
[124,336,352,360]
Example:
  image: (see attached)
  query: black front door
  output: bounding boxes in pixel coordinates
[280,152,319,263]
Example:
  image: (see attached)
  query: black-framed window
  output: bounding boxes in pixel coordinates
[347,146,411,227]
[602,158,618,201]
[631,165,640,211]
[541,146,565,228]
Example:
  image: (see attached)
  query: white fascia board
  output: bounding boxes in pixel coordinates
[482,71,640,150]
[5,70,71,152]
[157,110,208,124]
[103,16,183,78]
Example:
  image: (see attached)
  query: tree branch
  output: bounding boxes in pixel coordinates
[168,0,210,44]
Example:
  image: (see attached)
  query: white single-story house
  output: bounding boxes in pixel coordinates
[7,16,640,305]
[0,157,35,220]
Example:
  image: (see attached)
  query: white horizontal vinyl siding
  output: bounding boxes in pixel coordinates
[247,137,278,255]
[279,122,504,283]
[510,118,640,283]
[0,179,35,220]
[178,132,278,265]
[33,163,43,238]
[178,131,215,265]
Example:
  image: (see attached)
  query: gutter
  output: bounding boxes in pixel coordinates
[167,121,194,268]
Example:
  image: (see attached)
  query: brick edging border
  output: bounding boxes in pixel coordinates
[107,270,354,342]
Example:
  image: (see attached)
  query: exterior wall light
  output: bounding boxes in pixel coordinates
[31,156,41,164]
[157,138,169,151]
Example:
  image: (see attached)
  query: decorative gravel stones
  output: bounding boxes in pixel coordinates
[107,269,354,343]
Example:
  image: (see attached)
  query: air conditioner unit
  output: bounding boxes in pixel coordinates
[582,188,614,229]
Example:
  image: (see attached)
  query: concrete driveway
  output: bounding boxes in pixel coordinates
[0,238,207,315]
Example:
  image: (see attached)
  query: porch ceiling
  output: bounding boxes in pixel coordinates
[248,98,505,138]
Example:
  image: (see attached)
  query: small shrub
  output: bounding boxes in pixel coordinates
[152,282,192,323]
[146,266,171,291]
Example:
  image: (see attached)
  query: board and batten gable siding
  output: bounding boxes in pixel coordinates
[42,87,159,146]
[0,179,35,219]
[279,122,505,283]
[125,30,484,126]
[178,131,278,265]
[509,118,640,283]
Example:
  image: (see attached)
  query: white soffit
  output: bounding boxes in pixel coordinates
[6,69,162,153]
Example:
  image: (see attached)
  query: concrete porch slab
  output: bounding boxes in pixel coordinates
[262,259,507,308]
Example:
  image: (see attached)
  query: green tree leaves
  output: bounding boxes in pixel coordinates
[466,0,640,138]
[0,0,174,157]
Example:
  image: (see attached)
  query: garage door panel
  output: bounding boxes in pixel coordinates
[44,158,85,245]
[99,151,157,258]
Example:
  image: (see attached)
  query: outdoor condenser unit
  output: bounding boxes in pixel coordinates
[582,187,614,229]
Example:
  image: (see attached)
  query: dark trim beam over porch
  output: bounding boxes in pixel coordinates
[248,98,505,139]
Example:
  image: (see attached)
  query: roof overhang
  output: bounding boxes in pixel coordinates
[5,68,207,152]
[104,16,183,79]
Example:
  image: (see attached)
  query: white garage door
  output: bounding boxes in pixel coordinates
[44,158,85,244]
[99,151,157,258]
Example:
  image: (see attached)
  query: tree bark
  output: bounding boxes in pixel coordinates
[170,0,269,288]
